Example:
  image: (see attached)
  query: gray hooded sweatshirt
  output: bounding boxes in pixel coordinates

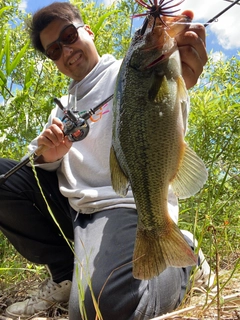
[28,54,179,222]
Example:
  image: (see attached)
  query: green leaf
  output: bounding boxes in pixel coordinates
[0,69,7,85]
[0,6,12,18]
[4,32,10,76]
[24,62,34,90]
[8,40,30,75]
[92,10,120,37]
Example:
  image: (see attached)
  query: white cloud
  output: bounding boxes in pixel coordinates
[180,0,240,50]
[180,0,225,20]
[210,51,227,62]
[19,0,27,11]
[102,0,118,6]
[210,13,240,49]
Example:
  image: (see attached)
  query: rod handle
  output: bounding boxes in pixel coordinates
[34,144,50,157]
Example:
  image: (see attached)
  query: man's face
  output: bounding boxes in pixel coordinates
[40,19,100,81]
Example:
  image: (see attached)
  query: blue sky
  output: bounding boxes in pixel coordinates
[20,0,240,60]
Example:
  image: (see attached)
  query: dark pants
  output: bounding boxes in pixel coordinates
[69,208,193,320]
[0,158,193,320]
[0,158,74,281]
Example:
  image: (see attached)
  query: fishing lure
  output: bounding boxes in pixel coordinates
[134,0,185,35]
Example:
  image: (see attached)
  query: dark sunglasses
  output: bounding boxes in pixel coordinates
[45,24,84,61]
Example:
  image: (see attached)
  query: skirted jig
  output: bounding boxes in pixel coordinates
[133,0,185,34]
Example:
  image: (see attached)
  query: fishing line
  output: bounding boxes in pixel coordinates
[170,21,218,26]
[204,0,240,27]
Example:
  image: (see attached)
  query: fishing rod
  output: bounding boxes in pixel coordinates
[204,0,240,27]
[0,94,113,186]
[224,0,240,3]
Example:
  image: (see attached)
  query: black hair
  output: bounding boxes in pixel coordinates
[29,2,83,53]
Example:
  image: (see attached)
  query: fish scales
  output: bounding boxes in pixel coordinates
[110,14,208,279]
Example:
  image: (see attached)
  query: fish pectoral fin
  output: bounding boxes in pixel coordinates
[110,146,129,197]
[171,145,208,199]
[177,75,189,133]
[148,74,166,102]
[132,223,197,280]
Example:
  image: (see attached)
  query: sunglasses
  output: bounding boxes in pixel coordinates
[45,24,84,61]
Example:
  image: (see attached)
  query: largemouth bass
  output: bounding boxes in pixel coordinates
[110,13,208,280]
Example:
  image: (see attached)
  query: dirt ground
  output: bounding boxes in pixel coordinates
[0,253,239,320]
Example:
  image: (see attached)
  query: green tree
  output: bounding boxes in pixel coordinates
[179,53,240,266]
[0,2,69,159]
[0,0,135,160]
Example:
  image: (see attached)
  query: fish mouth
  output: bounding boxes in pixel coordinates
[145,54,166,68]
[143,26,177,69]
[145,46,176,69]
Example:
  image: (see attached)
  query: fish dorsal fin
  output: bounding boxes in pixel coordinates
[171,145,208,199]
[110,146,129,197]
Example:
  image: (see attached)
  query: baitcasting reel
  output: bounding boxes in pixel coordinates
[0,95,113,185]
[61,109,90,142]
[54,98,90,142]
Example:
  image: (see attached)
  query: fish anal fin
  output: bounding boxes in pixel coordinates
[132,222,197,280]
[110,146,129,197]
[171,145,208,199]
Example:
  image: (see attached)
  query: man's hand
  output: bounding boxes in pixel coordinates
[176,10,208,89]
[37,117,73,163]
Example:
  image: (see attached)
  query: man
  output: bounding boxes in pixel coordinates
[0,2,211,319]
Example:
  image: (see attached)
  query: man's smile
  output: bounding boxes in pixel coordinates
[69,52,82,66]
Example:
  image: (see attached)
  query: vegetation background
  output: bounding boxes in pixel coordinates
[0,0,239,316]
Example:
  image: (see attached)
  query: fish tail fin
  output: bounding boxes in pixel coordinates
[132,222,197,280]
